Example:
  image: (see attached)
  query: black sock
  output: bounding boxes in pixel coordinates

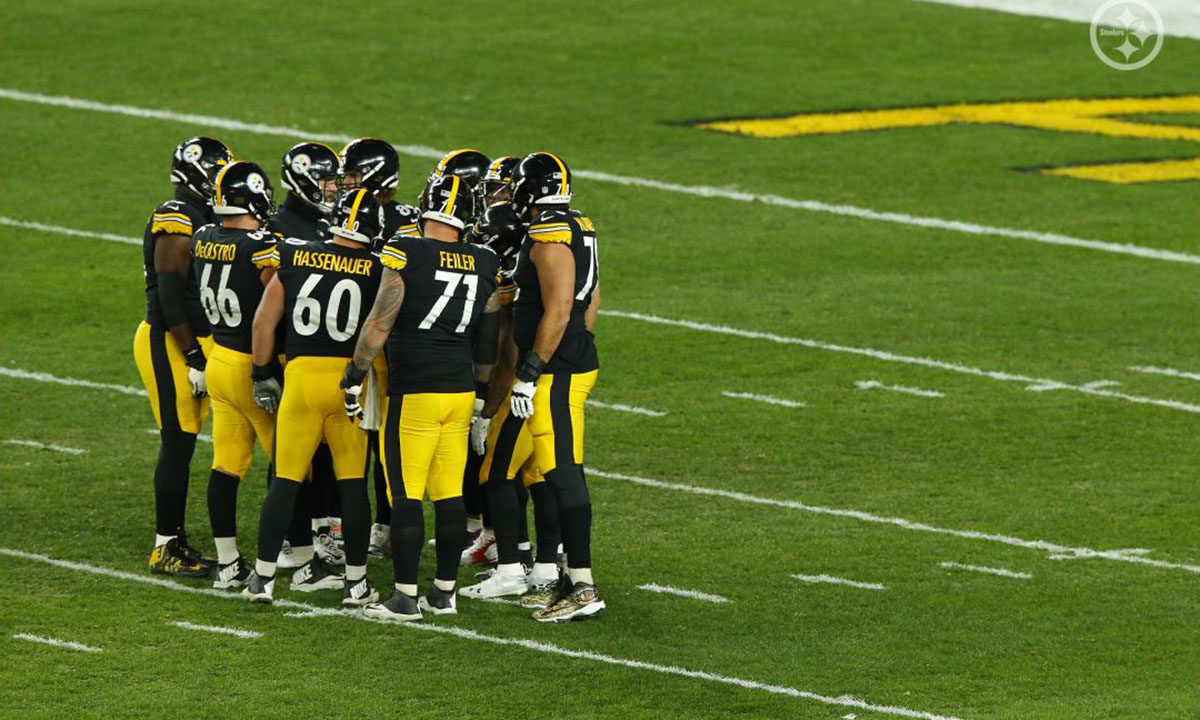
[391,498,424,586]
[257,478,301,564]
[462,444,485,517]
[529,482,561,564]
[485,477,521,565]
[287,481,314,547]
[515,481,530,546]
[310,443,335,529]
[206,469,240,540]
[154,428,197,537]
[546,465,592,570]
[338,478,370,567]
[433,497,467,582]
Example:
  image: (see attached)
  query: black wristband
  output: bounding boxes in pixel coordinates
[475,381,489,401]
[251,363,274,381]
[515,351,546,383]
[343,362,368,386]
[184,344,206,371]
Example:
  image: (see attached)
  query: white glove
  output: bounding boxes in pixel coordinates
[470,415,491,455]
[510,379,537,419]
[340,363,367,423]
[187,367,207,398]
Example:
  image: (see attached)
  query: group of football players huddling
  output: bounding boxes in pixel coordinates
[135,136,603,622]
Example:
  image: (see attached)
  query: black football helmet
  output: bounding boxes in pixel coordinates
[281,142,342,215]
[329,188,385,245]
[341,138,399,193]
[212,161,275,222]
[429,148,491,187]
[468,202,525,267]
[170,137,232,200]
[419,175,477,232]
[483,155,520,205]
[510,152,572,217]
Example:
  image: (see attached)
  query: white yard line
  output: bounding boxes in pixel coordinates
[1128,365,1200,382]
[792,573,887,591]
[0,367,147,397]
[4,439,86,455]
[908,0,1200,39]
[855,380,945,398]
[635,583,729,603]
[721,391,806,408]
[0,547,962,720]
[588,400,668,417]
[938,562,1032,579]
[587,469,1200,575]
[0,217,141,246]
[11,633,103,653]
[1,87,1194,265]
[170,621,262,639]
[600,310,1200,415]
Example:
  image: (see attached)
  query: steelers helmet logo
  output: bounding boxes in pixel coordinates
[290,153,312,175]
[247,172,266,194]
[183,143,203,163]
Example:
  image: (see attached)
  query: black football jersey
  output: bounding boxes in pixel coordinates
[190,225,276,353]
[383,201,422,240]
[267,194,328,242]
[511,209,599,374]
[142,188,212,334]
[379,237,501,395]
[264,240,382,359]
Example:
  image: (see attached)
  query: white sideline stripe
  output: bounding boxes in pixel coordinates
[0,547,962,720]
[588,400,668,417]
[11,633,103,653]
[600,310,1200,415]
[938,562,1032,579]
[0,366,147,397]
[0,216,141,246]
[1,87,1193,266]
[792,573,887,591]
[587,469,1200,575]
[1128,365,1200,382]
[908,0,1200,39]
[170,621,262,639]
[4,439,86,455]
[722,391,806,408]
[856,380,945,398]
[636,583,729,603]
[143,429,214,443]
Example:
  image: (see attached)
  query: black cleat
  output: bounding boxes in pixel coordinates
[343,576,379,608]
[176,534,217,569]
[290,557,344,592]
[419,584,458,616]
[363,591,422,622]
[242,571,275,604]
[212,556,251,589]
[149,538,211,578]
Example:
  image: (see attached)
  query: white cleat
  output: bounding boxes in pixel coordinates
[276,541,302,569]
[458,566,527,599]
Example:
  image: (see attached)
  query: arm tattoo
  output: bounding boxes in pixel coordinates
[351,269,405,371]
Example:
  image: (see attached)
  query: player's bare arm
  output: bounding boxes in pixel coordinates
[472,288,504,385]
[529,241,575,362]
[585,281,600,332]
[350,267,405,373]
[251,275,285,367]
[154,234,199,352]
[482,304,516,418]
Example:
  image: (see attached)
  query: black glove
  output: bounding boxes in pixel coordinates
[341,362,368,423]
[251,363,281,414]
[184,343,207,398]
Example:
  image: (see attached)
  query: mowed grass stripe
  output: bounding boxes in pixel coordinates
[2,87,1195,265]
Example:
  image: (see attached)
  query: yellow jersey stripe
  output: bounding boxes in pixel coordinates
[529,229,572,244]
[152,212,193,224]
[150,220,194,236]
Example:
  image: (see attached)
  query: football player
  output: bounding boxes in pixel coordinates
[134,136,231,577]
[190,161,279,589]
[268,142,345,569]
[348,175,503,622]
[242,189,385,607]
[428,148,491,209]
[482,155,520,206]
[472,153,603,621]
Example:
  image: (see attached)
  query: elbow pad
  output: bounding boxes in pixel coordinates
[472,310,500,366]
[157,272,189,328]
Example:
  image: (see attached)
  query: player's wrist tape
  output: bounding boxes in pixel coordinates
[185,344,206,370]
[515,352,546,383]
[251,363,274,381]
[342,363,367,387]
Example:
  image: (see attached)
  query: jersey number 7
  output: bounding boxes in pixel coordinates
[419,270,478,333]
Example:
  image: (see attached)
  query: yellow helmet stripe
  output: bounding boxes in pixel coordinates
[438,148,479,173]
[544,152,568,196]
[444,175,461,217]
[345,189,367,232]
[212,161,239,206]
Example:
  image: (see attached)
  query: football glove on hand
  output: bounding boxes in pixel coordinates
[510,351,546,420]
[251,364,281,414]
[341,363,367,423]
[184,344,208,398]
[470,398,490,455]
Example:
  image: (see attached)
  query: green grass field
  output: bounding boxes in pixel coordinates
[1,1,1197,718]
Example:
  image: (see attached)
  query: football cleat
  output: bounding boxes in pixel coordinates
[343,576,379,608]
[315,532,346,566]
[242,571,275,604]
[532,582,605,622]
[419,585,458,616]
[276,540,302,569]
[458,566,527,599]
[462,526,482,550]
[460,531,497,566]
[363,592,422,623]
[519,572,566,609]
[212,556,252,590]
[368,523,391,558]
[176,534,217,569]
[290,558,344,592]
[148,538,211,578]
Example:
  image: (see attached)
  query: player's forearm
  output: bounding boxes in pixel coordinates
[250,316,278,367]
[351,324,389,373]
[351,270,404,372]
[531,301,570,363]
[157,272,198,350]
[585,282,600,332]
[482,312,518,417]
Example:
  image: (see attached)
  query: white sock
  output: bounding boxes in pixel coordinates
[532,562,558,581]
[256,559,276,578]
[466,516,483,532]
[517,541,531,552]
[555,543,564,555]
[433,578,455,592]
[345,564,366,582]
[496,562,523,579]
[396,583,418,596]
[567,567,594,585]
[213,537,239,565]
[292,544,315,564]
[155,534,176,547]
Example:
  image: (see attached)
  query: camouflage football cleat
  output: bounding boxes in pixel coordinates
[148,538,212,578]
[532,582,605,622]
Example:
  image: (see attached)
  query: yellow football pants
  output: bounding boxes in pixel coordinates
[274,356,368,483]
[207,343,274,479]
[133,322,212,435]
[380,391,475,503]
